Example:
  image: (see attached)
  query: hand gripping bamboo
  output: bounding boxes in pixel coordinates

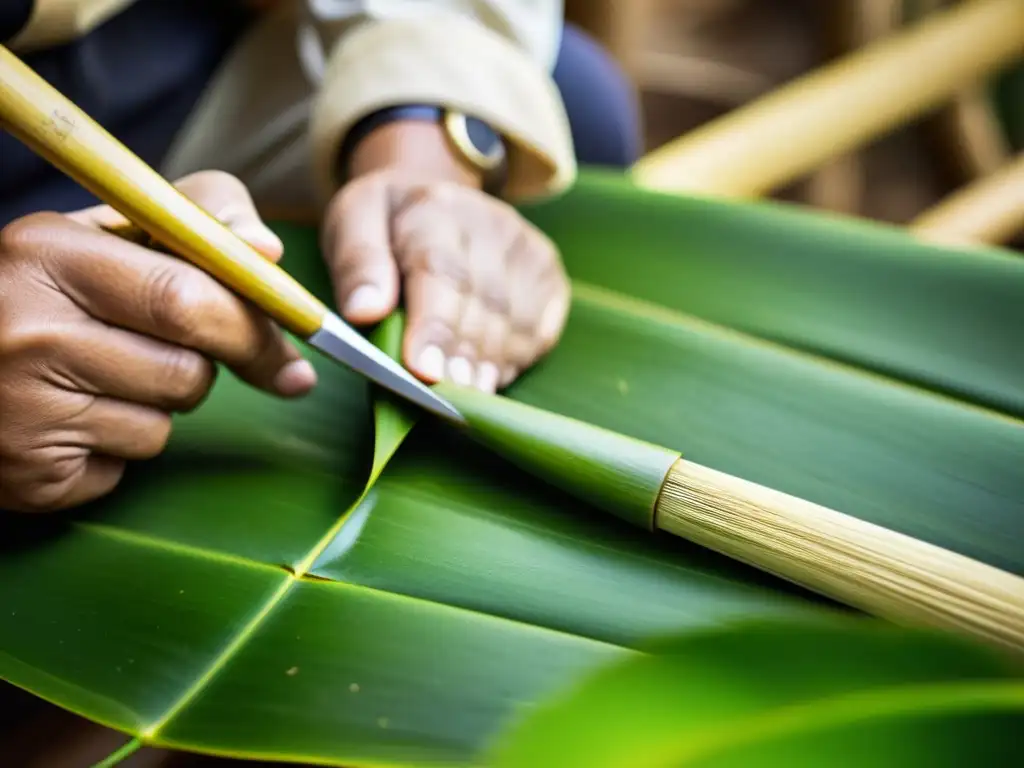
[0,45,463,423]
[436,383,1024,657]
[0,45,327,337]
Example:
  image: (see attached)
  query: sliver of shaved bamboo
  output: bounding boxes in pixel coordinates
[656,458,1024,655]
[632,0,1024,198]
[909,153,1024,246]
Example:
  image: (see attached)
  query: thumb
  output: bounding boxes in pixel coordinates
[323,179,400,325]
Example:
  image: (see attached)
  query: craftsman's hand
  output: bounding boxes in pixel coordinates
[324,120,570,393]
[0,171,316,513]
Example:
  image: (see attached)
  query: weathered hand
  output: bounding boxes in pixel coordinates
[0,171,316,513]
[323,167,571,393]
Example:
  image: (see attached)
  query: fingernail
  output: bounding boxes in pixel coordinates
[273,359,317,396]
[447,357,474,387]
[237,224,284,256]
[476,362,499,393]
[415,345,446,381]
[344,285,385,318]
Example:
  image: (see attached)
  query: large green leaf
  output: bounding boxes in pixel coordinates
[1,172,1022,766]
[491,619,1024,768]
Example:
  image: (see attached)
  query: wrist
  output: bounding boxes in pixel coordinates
[348,119,485,189]
[336,105,507,194]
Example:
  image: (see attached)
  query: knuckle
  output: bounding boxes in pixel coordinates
[0,321,62,364]
[159,348,215,410]
[479,285,510,316]
[0,212,63,256]
[411,315,455,347]
[7,452,87,513]
[145,266,209,345]
[395,184,450,213]
[404,248,470,290]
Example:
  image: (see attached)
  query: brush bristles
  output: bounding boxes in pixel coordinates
[655,458,1024,654]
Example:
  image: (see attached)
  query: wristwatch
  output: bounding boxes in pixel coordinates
[336,104,508,195]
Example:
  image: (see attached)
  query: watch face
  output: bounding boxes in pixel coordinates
[464,116,502,158]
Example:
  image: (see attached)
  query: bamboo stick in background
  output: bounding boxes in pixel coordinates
[632,0,1024,198]
[910,152,1024,246]
[435,382,1024,657]
[910,0,1013,181]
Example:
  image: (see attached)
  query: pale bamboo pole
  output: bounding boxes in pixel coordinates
[632,0,1024,198]
[910,153,1024,245]
[658,458,1024,656]
[937,86,1014,179]
[913,0,1012,181]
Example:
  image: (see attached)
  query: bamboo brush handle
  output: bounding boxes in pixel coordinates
[0,45,328,338]
[656,458,1024,654]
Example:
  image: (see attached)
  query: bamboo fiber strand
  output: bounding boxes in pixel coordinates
[632,0,1024,198]
[656,458,1024,654]
[910,152,1024,246]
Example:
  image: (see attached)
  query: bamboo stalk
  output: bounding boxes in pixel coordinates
[912,0,1012,181]
[909,153,1024,245]
[933,84,1013,180]
[632,0,1024,198]
[437,383,1024,656]
[657,459,1024,655]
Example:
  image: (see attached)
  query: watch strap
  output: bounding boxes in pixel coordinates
[335,104,507,195]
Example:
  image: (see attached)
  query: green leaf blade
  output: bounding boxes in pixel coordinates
[491,619,1024,768]
[156,579,623,767]
[0,522,284,733]
[523,171,1024,419]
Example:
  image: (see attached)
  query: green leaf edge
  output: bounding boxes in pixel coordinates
[624,680,1024,768]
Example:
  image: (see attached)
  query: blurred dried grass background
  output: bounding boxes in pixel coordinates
[566,0,1019,232]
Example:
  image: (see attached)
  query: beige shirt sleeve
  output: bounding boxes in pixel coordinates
[7,0,133,51]
[300,0,576,204]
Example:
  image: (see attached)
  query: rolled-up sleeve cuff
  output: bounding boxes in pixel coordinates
[309,14,576,205]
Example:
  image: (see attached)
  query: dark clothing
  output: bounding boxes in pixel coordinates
[0,2,33,41]
[0,1,250,224]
